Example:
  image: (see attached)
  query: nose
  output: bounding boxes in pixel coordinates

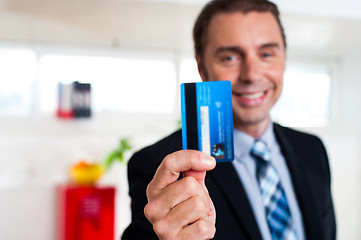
[239,56,260,83]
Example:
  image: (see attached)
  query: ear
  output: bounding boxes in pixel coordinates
[196,54,208,82]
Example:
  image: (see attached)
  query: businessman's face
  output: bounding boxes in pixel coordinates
[197,11,285,136]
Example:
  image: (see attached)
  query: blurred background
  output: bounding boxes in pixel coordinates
[0,0,360,239]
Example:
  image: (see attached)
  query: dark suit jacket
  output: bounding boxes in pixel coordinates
[122,123,336,239]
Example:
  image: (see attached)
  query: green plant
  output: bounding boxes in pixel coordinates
[177,118,182,129]
[103,138,132,170]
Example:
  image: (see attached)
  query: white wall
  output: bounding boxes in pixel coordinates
[303,124,361,239]
[0,114,179,240]
[0,0,200,50]
[0,0,361,239]
[340,57,361,133]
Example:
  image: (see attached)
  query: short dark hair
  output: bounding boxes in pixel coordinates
[193,0,286,59]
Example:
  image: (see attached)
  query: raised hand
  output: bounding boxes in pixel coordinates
[144,150,217,240]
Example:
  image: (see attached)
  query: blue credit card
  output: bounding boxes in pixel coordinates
[181,81,234,162]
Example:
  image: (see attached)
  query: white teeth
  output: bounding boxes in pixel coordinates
[240,92,264,99]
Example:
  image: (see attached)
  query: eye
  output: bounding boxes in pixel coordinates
[262,52,273,58]
[222,55,236,62]
[216,51,240,66]
[220,54,240,65]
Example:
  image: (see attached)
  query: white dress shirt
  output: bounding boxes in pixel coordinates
[232,122,305,240]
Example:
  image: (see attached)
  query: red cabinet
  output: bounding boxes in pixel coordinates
[57,185,115,240]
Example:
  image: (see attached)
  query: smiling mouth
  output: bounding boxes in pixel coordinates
[233,90,267,99]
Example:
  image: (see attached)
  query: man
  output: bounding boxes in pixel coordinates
[122,0,336,239]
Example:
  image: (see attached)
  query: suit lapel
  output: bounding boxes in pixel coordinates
[274,124,324,239]
[208,162,262,240]
[205,124,325,239]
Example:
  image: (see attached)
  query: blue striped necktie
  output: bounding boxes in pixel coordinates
[251,140,297,240]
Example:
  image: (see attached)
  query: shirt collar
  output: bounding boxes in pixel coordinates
[234,122,276,162]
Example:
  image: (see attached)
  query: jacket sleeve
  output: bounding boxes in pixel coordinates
[317,138,337,240]
[121,149,160,240]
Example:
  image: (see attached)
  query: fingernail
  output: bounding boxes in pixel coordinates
[202,155,215,168]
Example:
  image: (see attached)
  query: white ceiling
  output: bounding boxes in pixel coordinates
[0,0,360,56]
[274,0,361,20]
[139,0,361,20]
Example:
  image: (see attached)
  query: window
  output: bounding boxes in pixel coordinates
[0,47,333,126]
[271,63,332,127]
[37,54,177,114]
[0,49,36,115]
[179,57,333,127]
[179,58,202,84]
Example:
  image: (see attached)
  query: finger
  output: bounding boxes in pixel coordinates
[147,150,216,199]
[183,170,207,185]
[178,219,216,240]
[144,176,211,223]
[209,196,216,224]
[153,195,210,239]
[182,170,215,217]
